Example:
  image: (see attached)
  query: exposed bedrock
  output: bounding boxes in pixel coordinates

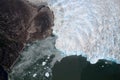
[0,0,54,71]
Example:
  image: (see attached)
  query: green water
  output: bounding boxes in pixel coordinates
[52,55,120,80]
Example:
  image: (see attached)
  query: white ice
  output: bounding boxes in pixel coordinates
[45,72,50,77]
[42,62,46,66]
[33,73,37,77]
[27,0,120,64]
[47,0,120,63]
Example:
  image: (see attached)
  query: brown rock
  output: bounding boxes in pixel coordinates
[0,0,54,70]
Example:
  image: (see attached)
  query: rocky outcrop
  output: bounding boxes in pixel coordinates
[0,0,54,70]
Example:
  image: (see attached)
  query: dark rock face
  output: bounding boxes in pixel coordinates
[0,0,54,71]
[0,34,24,70]
[52,56,120,80]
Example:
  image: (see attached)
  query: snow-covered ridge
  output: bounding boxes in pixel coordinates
[28,0,120,64]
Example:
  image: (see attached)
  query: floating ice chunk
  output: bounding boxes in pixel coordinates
[42,62,46,66]
[101,65,104,68]
[45,72,49,77]
[33,73,37,77]
[28,72,31,74]
[105,62,108,64]
[47,56,50,59]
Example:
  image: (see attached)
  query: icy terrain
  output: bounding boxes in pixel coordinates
[29,0,120,63]
[45,0,120,63]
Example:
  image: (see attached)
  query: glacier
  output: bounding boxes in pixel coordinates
[27,0,120,64]
[48,0,120,64]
